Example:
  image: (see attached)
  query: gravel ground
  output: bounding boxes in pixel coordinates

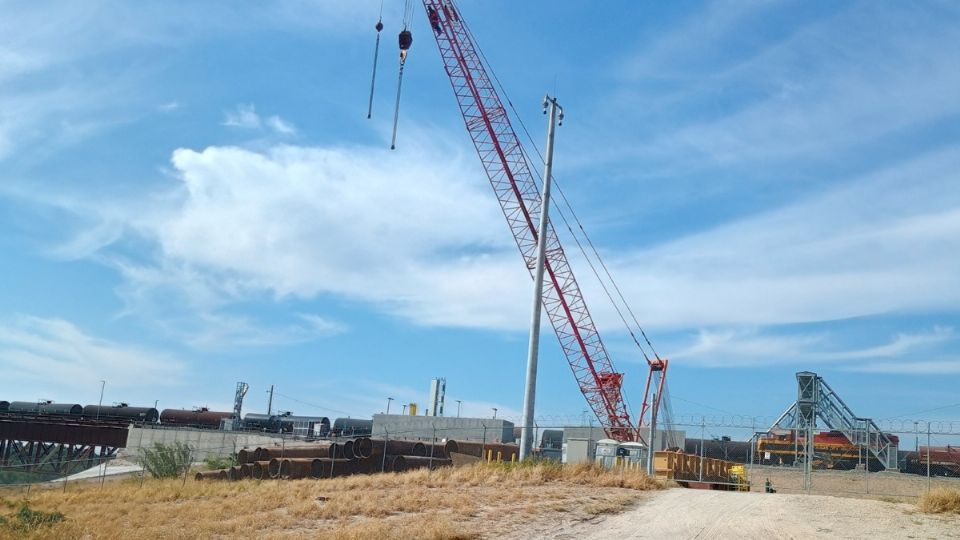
[519,488,960,539]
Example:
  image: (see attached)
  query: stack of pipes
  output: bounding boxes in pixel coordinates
[196,438,519,482]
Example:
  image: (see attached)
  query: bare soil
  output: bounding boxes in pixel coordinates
[515,488,960,539]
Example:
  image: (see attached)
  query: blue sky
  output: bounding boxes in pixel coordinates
[2,1,959,434]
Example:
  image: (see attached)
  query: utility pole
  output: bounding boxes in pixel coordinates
[96,380,106,422]
[387,397,394,414]
[492,407,498,419]
[520,95,563,462]
[456,400,462,418]
[266,385,274,416]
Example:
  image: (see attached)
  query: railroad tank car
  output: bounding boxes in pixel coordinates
[83,404,160,423]
[7,401,83,416]
[160,408,233,428]
[242,413,283,432]
[332,418,373,437]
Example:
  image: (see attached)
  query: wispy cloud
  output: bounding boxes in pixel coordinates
[0,316,186,399]
[223,103,296,135]
[671,326,956,370]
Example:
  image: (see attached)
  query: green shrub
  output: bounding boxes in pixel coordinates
[0,503,65,533]
[139,442,193,479]
[203,454,237,471]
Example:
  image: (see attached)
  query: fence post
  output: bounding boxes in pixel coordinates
[482,425,487,462]
[429,424,436,472]
[699,416,705,482]
[182,449,191,488]
[381,428,389,473]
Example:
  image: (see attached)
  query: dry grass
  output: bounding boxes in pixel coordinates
[0,461,664,539]
[918,488,960,515]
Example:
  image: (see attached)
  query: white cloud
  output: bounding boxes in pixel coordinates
[223,104,296,135]
[601,148,960,329]
[223,103,262,129]
[671,326,955,368]
[158,101,181,113]
[0,316,186,400]
[266,115,296,135]
[587,1,960,170]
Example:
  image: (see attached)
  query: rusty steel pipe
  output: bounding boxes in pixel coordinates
[279,458,315,479]
[194,470,223,481]
[251,460,271,479]
[369,439,428,457]
[259,443,340,461]
[268,458,283,478]
[394,456,452,472]
[239,463,252,479]
[310,458,354,478]
[237,448,256,464]
[217,469,229,481]
[353,437,373,459]
[444,440,518,461]
[339,439,355,460]
[227,466,243,481]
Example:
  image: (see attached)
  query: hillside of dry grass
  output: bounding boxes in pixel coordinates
[0,461,666,540]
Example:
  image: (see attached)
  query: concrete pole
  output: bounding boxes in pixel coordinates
[646,392,659,476]
[520,95,563,462]
[926,422,931,491]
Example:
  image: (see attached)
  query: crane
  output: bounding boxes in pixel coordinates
[407,0,669,443]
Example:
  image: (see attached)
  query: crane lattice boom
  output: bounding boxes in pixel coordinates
[421,0,636,439]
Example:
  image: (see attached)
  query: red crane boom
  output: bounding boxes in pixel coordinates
[420,0,663,441]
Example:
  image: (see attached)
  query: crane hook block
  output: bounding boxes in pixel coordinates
[399,30,413,51]
[376,20,384,32]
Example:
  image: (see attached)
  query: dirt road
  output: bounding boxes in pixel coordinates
[523,489,960,539]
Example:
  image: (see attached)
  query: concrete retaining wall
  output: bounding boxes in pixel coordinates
[372,414,514,443]
[122,427,282,461]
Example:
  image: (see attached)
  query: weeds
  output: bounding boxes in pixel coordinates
[0,461,662,539]
[0,503,65,535]
[203,454,238,471]
[918,488,960,514]
[140,442,193,479]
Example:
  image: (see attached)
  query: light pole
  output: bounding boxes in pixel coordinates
[520,95,563,462]
[386,397,394,415]
[401,404,408,415]
[492,407,498,419]
[456,400,463,418]
[96,380,106,422]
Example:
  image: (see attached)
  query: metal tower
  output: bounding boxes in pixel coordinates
[769,371,898,471]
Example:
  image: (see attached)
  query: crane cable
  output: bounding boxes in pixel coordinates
[458,13,661,364]
[366,0,385,119]
[390,0,415,149]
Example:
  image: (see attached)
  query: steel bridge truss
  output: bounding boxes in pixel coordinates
[0,439,118,476]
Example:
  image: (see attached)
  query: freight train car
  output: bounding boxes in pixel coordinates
[243,413,331,437]
[331,418,373,437]
[83,404,160,423]
[901,446,960,477]
[160,408,233,428]
[757,430,900,471]
[7,401,83,416]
